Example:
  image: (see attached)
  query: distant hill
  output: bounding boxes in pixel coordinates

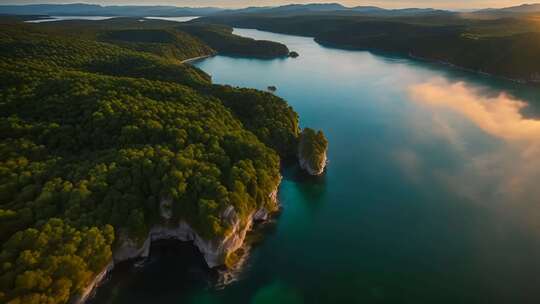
[217,3,448,16]
[216,3,348,15]
[0,3,223,16]
[350,6,445,16]
[0,3,450,18]
[271,3,347,12]
[475,3,540,14]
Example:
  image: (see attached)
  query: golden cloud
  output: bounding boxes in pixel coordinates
[409,79,540,142]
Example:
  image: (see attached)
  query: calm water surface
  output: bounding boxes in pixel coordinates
[25,16,117,23]
[25,16,199,23]
[91,28,540,304]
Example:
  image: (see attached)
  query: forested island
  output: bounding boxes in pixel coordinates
[0,17,315,304]
[198,9,540,83]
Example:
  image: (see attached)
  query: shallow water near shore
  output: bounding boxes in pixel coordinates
[90,28,540,303]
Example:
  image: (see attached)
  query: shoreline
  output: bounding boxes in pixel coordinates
[407,52,540,85]
[181,54,214,64]
[224,27,539,86]
[314,37,540,86]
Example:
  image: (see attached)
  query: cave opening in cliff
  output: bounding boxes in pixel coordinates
[87,240,219,303]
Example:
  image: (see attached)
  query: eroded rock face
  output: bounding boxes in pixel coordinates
[115,180,281,266]
[159,197,173,220]
[299,150,327,176]
[112,210,273,267]
[298,128,328,176]
[77,177,281,304]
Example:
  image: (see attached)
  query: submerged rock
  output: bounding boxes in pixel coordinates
[298,128,328,175]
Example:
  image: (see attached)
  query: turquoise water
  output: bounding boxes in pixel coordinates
[91,28,540,303]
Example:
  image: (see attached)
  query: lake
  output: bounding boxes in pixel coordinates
[25,16,117,23]
[90,28,540,304]
[25,16,199,23]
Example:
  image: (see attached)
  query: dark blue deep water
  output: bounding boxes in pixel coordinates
[91,28,540,304]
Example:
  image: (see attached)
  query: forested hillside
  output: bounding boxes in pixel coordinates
[22,17,289,61]
[177,23,290,58]
[0,19,299,304]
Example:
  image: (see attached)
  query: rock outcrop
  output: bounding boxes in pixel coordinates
[298,128,328,176]
[299,149,327,175]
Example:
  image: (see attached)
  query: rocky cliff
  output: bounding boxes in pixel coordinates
[299,149,327,175]
[75,178,281,304]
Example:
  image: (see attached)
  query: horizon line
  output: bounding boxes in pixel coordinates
[0,1,537,11]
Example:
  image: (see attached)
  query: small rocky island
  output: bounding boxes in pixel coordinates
[289,51,299,58]
[298,128,329,175]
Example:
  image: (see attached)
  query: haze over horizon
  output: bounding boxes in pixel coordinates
[0,0,536,10]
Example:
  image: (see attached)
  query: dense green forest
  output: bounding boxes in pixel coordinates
[198,13,540,81]
[0,18,299,304]
[177,23,289,58]
[24,17,289,61]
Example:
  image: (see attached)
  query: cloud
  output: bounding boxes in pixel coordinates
[406,79,540,208]
[409,79,540,143]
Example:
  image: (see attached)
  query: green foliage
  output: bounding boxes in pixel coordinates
[0,218,114,304]
[0,24,211,88]
[209,85,300,158]
[298,128,328,173]
[98,28,215,62]
[0,59,282,240]
[178,23,290,58]
[0,19,300,303]
[314,22,540,81]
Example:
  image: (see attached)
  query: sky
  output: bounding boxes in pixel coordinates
[0,0,534,10]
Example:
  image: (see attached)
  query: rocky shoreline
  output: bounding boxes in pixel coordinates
[74,177,281,304]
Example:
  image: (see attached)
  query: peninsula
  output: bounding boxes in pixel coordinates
[0,17,320,304]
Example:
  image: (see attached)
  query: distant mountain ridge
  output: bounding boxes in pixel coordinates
[0,3,223,16]
[218,3,447,16]
[0,2,449,17]
[475,3,540,14]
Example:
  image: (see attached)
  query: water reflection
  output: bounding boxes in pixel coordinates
[25,16,116,23]
[410,79,540,142]
[144,16,199,22]
[408,78,540,208]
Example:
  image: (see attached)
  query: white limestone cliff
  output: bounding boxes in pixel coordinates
[74,177,281,304]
